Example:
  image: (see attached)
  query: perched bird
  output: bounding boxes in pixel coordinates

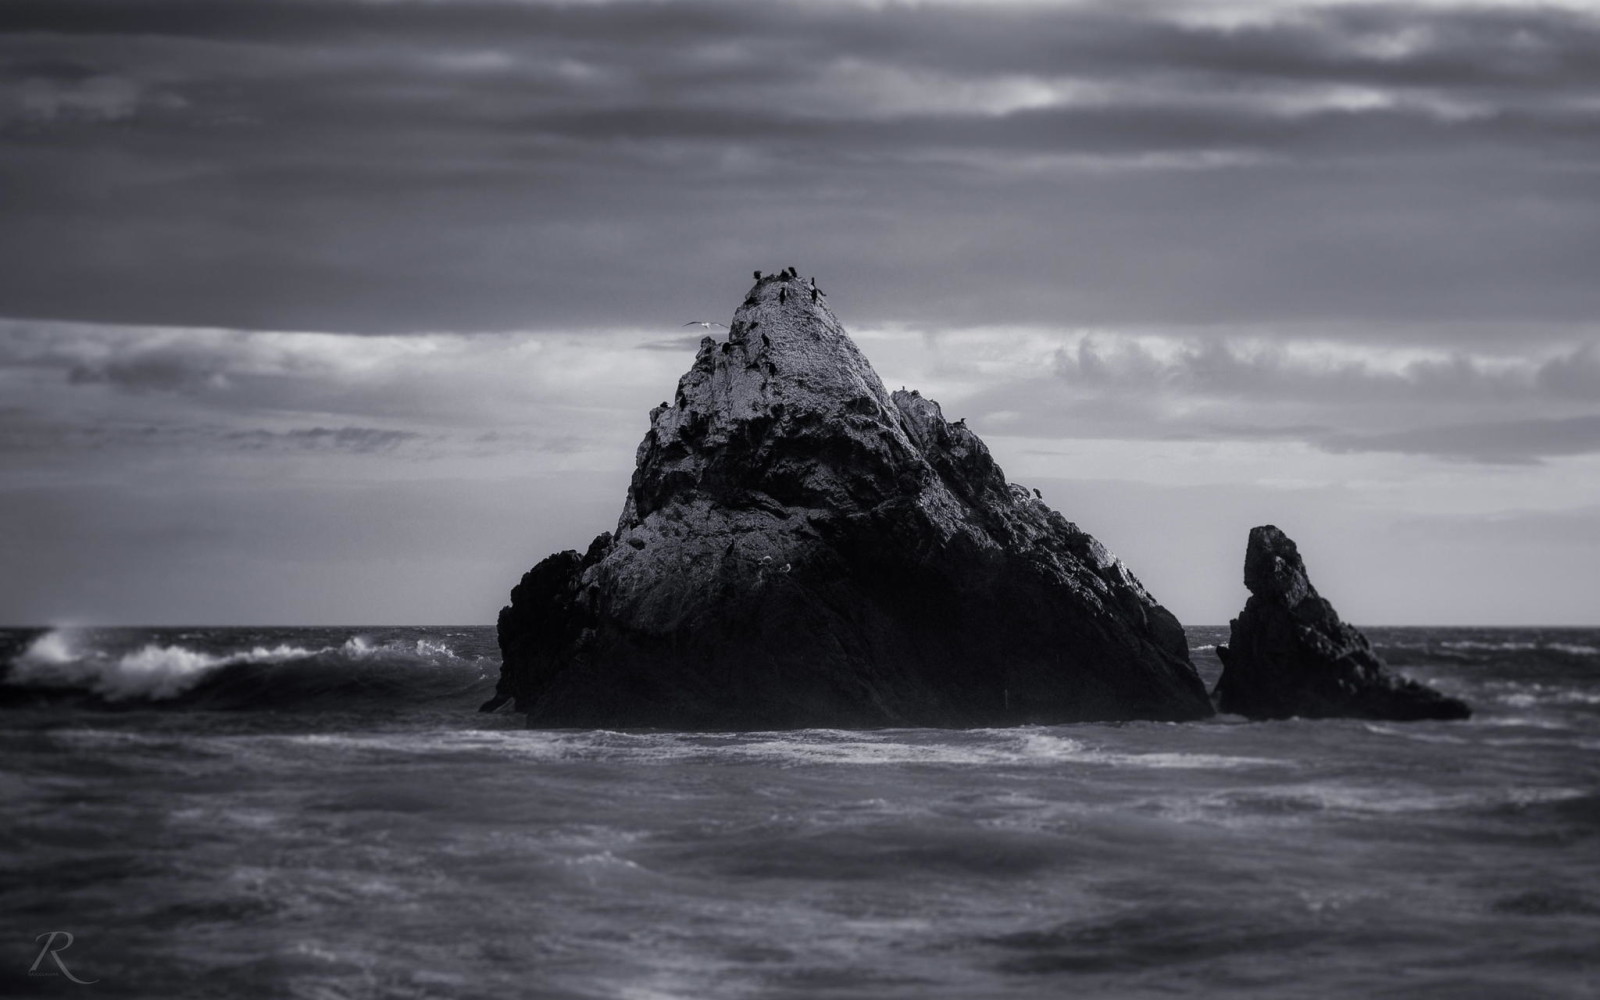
[683,321,727,330]
[753,270,761,280]
[779,288,787,303]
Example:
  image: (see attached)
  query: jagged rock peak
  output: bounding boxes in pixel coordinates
[490,270,1215,729]
[1244,525,1313,606]
[1215,525,1470,722]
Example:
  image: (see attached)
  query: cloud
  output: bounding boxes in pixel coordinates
[17,316,1592,467]
[1051,333,1556,402]
[0,1,1597,333]
[1537,342,1600,399]
[0,418,424,456]
[10,74,138,122]
[885,327,1600,464]
[1321,413,1600,464]
[223,426,423,453]
[0,316,694,473]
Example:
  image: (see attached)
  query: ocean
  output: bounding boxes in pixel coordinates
[2,625,1596,999]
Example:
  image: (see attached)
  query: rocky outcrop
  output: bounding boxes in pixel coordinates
[1214,526,1470,721]
[489,271,1214,729]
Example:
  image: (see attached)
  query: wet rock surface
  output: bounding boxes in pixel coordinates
[492,272,1214,729]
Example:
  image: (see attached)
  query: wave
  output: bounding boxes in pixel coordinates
[1481,680,1600,710]
[2,629,492,709]
[282,728,1285,773]
[1436,639,1600,655]
[1372,635,1600,673]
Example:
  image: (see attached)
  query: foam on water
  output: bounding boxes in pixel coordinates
[1439,639,1600,655]
[7,631,267,700]
[269,727,1285,778]
[2,628,486,705]
[2,624,1597,999]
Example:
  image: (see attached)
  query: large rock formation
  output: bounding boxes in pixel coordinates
[488,271,1214,729]
[1214,526,1470,721]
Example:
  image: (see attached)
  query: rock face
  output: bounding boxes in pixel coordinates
[1214,526,1470,721]
[489,271,1214,729]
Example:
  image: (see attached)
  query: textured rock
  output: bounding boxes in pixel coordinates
[1214,526,1470,721]
[490,271,1214,728]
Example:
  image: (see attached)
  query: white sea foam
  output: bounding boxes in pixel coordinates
[98,644,233,700]
[340,635,460,661]
[1361,723,1470,745]
[18,629,76,665]
[1548,643,1600,656]
[283,728,1282,773]
[1489,716,1573,730]
[1488,681,1600,709]
[1439,639,1598,655]
[18,639,322,700]
[1217,782,1591,817]
[5,629,461,701]
[1441,640,1540,652]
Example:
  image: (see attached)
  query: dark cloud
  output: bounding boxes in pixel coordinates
[1321,413,1600,464]
[66,350,229,392]
[1538,342,1600,399]
[0,1,1596,333]
[0,418,424,456]
[224,426,423,453]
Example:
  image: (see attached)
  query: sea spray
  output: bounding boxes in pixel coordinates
[2,627,493,707]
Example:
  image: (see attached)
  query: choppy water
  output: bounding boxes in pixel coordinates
[2,625,1597,999]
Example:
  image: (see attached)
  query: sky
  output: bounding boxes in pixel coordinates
[2,0,1598,626]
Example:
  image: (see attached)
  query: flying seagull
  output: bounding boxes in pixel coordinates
[683,321,727,329]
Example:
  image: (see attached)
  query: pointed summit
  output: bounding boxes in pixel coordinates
[490,271,1214,728]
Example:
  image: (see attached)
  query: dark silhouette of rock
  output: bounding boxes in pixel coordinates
[491,271,1214,729]
[1214,526,1470,721]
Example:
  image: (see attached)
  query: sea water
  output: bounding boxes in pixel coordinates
[1,625,1596,999]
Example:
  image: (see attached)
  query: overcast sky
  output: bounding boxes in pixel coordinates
[3,0,1598,626]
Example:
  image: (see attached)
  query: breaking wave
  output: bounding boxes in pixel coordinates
[1370,631,1600,670]
[2,629,491,709]
[1437,639,1600,656]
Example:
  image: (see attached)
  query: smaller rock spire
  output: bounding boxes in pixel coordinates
[1215,526,1470,721]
